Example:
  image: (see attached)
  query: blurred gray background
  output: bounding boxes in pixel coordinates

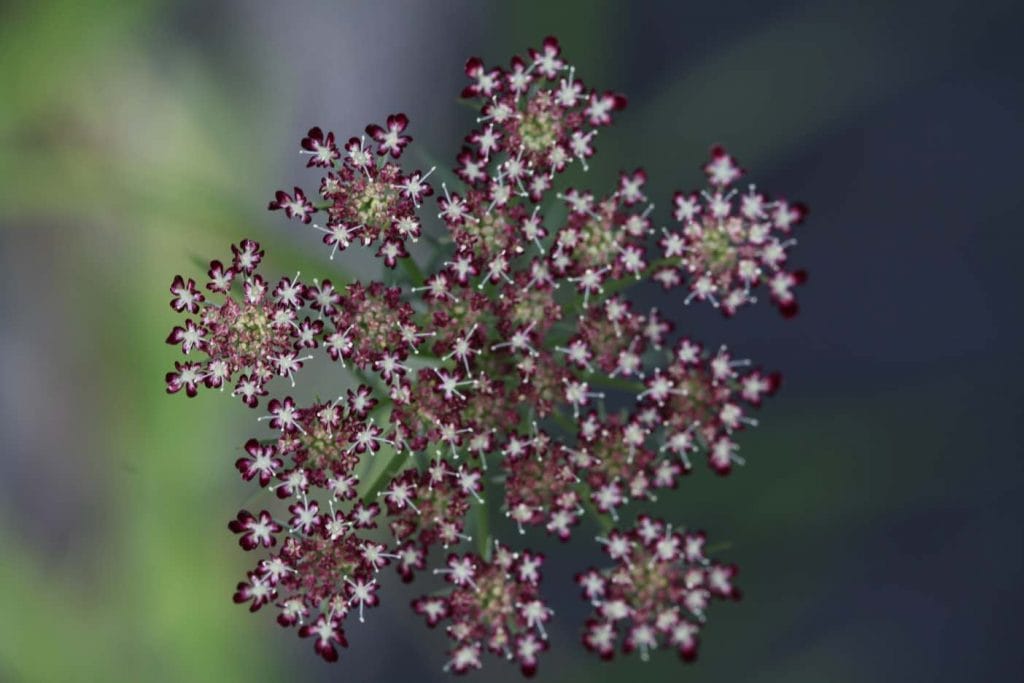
[0,0,1021,681]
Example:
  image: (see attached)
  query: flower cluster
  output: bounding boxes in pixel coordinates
[269,115,430,266]
[577,516,739,662]
[165,240,313,406]
[415,543,550,675]
[657,146,808,316]
[165,37,809,675]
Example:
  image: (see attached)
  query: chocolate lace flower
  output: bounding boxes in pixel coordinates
[269,117,432,265]
[415,544,552,675]
[658,145,808,316]
[165,240,312,407]
[578,517,739,662]
[164,35,812,676]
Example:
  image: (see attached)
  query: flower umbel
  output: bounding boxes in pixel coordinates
[579,517,739,662]
[164,36,811,674]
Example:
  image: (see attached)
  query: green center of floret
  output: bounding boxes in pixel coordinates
[299,421,351,470]
[356,302,396,355]
[469,212,512,257]
[511,289,558,327]
[476,570,516,619]
[622,548,673,605]
[578,214,622,267]
[700,223,738,274]
[353,179,398,231]
[232,305,273,357]
[592,436,632,481]
[519,110,558,153]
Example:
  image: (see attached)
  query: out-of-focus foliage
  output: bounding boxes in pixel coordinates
[1,0,1021,682]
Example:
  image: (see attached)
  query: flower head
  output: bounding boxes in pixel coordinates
[269,118,431,266]
[417,544,552,676]
[660,146,808,316]
[168,36,812,678]
[579,518,738,662]
[164,241,313,407]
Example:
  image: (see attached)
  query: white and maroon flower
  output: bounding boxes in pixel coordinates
[235,439,282,487]
[288,499,321,534]
[583,619,616,660]
[585,91,627,127]
[366,113,412,159]
[228,509,281,550]
[233,570,276,612]
[264,396,302,433]
[398,167,435,205]
[165,318,205,354]
[300,126,340,168]
[529,36,564,79]
[665,148,808,316]
[618,169,647,205]
[165,360,203,397]
[170,35,812,677]
[231,239,263,274]
[506,55,534,95]
[268,187,311,224]
[462,57,503,99]
[299,614,347,662]
[169,275,204,313]
[579,519,736,663]
[703,145,744,187]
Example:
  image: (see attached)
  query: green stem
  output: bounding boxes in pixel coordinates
[579,494,614,533]
[419,229,444,249]
[474,497,491,560]
[704,540,734,555]
[399,254,426,285]
[240,479,274,509]
[347,366,393,400]
[585,373,645,393]
[360,449,409,504]
[549,408,577,435]
[601,257,678,296]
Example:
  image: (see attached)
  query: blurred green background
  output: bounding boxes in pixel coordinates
[1,0,1021,681]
